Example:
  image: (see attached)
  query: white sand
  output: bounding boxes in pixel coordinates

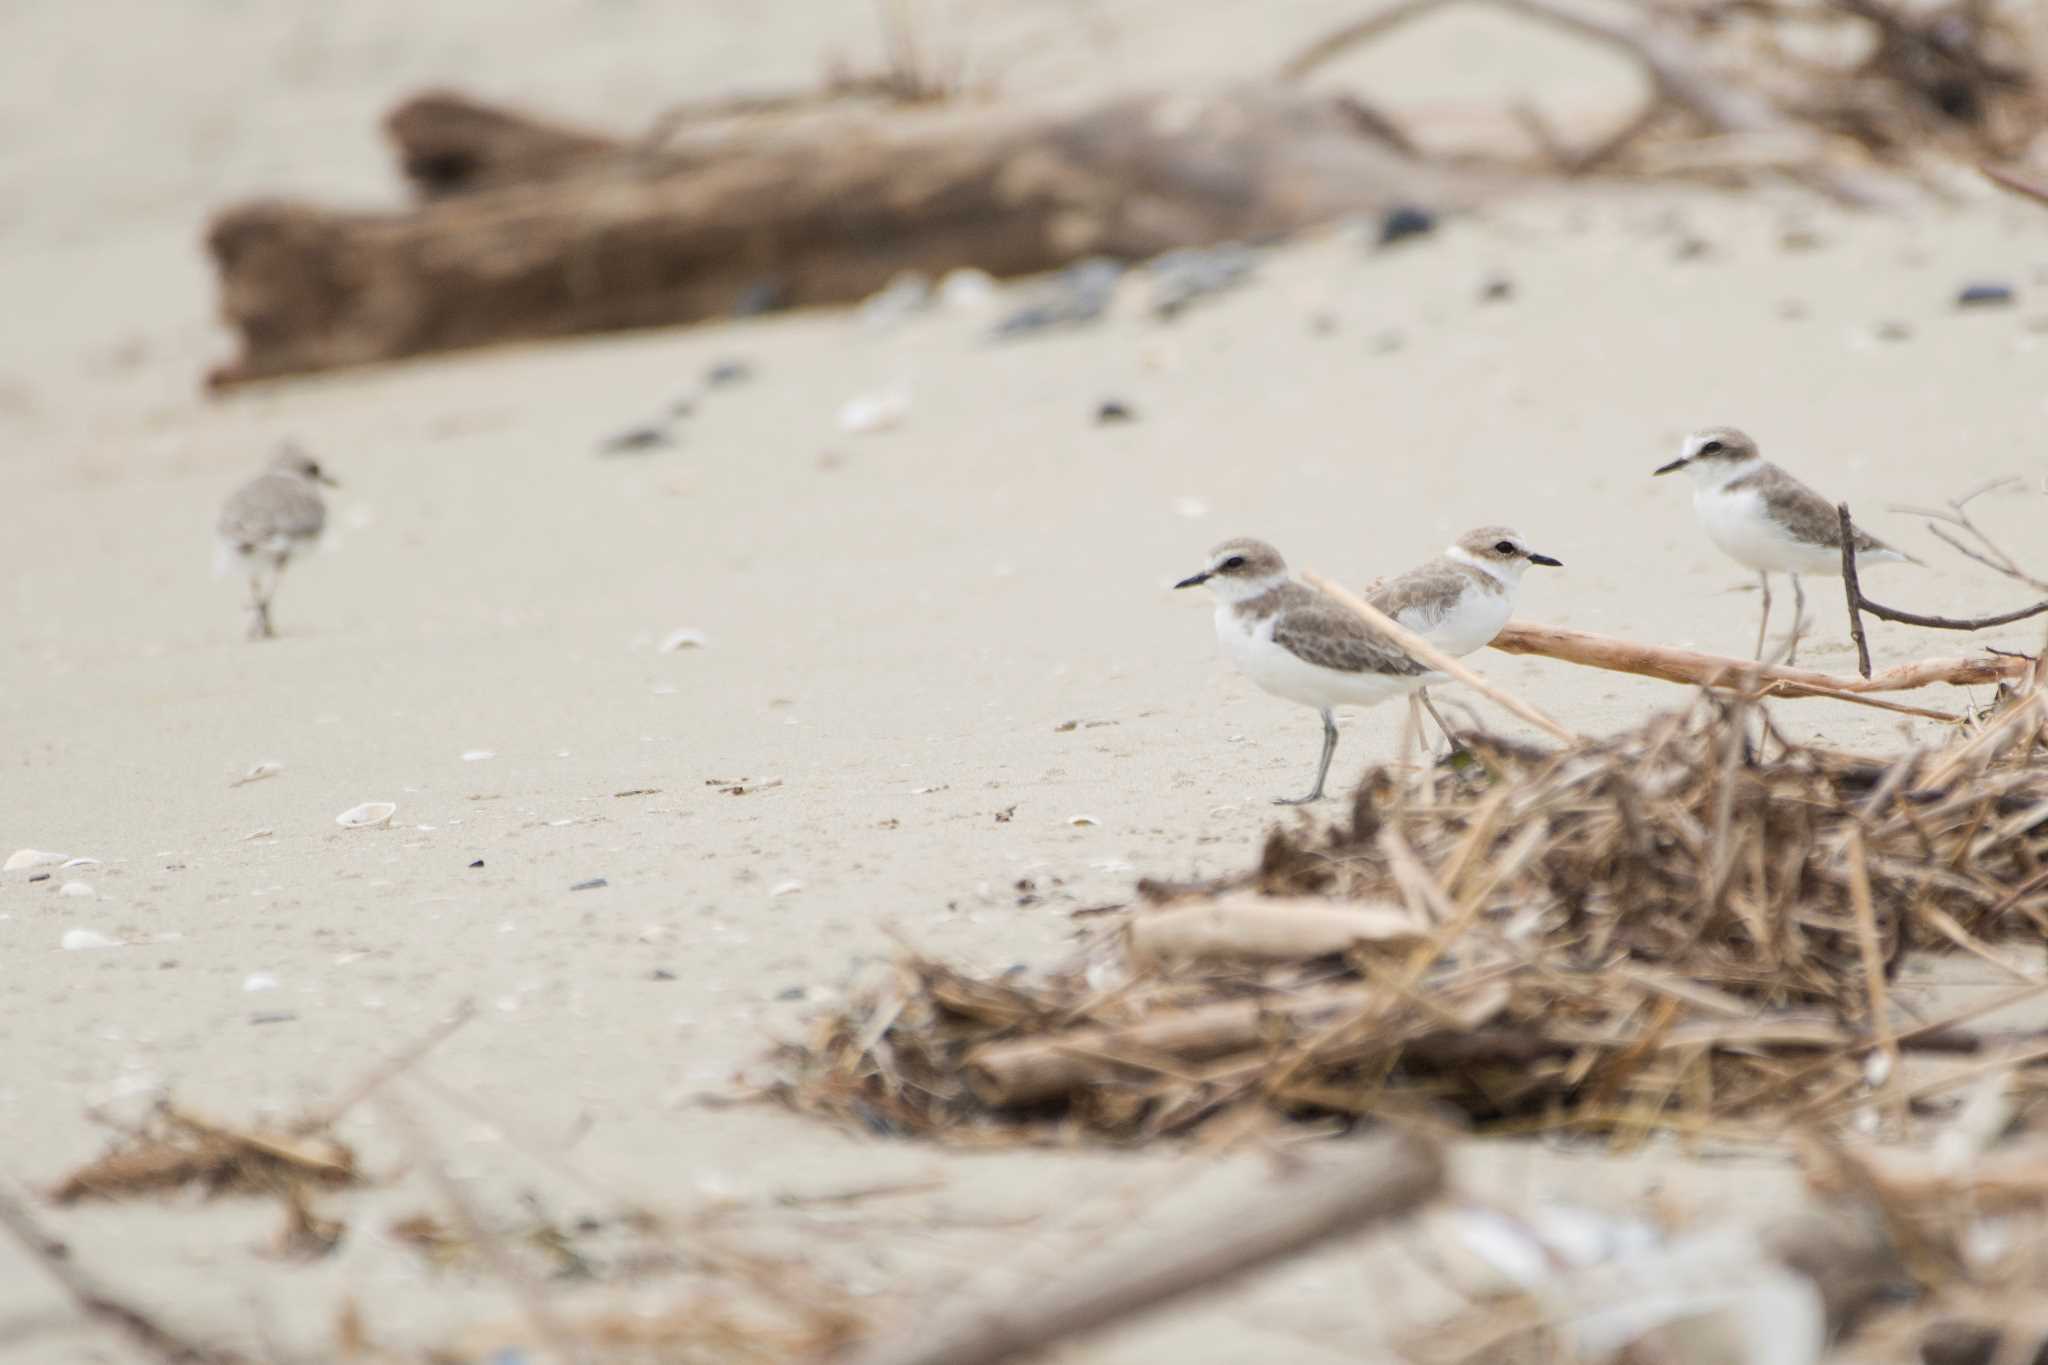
[4,2,2047,1359]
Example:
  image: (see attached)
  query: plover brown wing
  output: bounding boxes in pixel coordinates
[216,444,336,640]
[1656,426,1911,662]
[1175,538,1437,804]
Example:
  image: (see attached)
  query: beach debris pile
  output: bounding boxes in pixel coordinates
[777,688,2048,1145]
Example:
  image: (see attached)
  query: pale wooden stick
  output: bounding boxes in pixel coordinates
[841,1131,1442,1365]
[1490,620,2027,716]
[1126,895,1426,967]
[1299,569,1579,743]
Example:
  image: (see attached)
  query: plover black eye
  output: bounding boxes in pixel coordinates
[1220,555,1247,571]
[1493,540,1516,555]
[1700,439,1724,455]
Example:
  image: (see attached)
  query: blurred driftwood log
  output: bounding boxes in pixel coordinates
[204,87,1452,388]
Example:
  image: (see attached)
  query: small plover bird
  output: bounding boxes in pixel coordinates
[216,443,336,640]
[1369,526,1562,739]
[1176,538,1435,805]
[1655,427,1912,664]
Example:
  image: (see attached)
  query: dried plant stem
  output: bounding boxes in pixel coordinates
[1299,568,1579,742]
[0,1184,243,1364]
[1276,0,1897,205]
[842,1132,1442,1365]
[304,998,475,1130]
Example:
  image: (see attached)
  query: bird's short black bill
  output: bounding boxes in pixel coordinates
[1528,553,1564,567]
[1653,458,1687,476]
[1173,571,1210,589]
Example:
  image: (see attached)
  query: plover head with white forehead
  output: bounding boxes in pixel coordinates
[1175,537,1435,805]
[1655,426,1912,663]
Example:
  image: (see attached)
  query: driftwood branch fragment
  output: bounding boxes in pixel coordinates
[1126,895,1426,966]
[840,1131,1443,1365]
[206,88,1452,387]
[1837,502,2048,679]
[1488,620,2031,715]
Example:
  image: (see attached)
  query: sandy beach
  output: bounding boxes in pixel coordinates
[5,2,2048,1360]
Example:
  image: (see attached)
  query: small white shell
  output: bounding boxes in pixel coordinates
[61,928,122,950]
[461,750,495,762]
[243,972,280,992]
[335,801,397,829]
[838,388,911,435]
[6,849,67,871]
[231,761,285,787]
[59,881,95,897]
[769,879,804,898]
[939,267,998,311]
[62,857,101,868]
[659,628,708,652]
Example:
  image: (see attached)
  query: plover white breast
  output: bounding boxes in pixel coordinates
[1175,537,1436,805]
[1655,426,1912,663]
[216,442,336,640]
[1369,525,1561,740]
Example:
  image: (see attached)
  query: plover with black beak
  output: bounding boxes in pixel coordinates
[216,442,337,640]
[1175,538,1435,805]
[1369,526,1562,741]
[1655,427,1913,664]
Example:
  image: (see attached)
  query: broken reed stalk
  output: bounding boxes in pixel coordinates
[1298,568,1579,742]
[1984,161,2048,208]
[1837,502,2048,679]
[1488,619,2030,714]
[0,1183,244,1365]
[841,1131,1442,1365]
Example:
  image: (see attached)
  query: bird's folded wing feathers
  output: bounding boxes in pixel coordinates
[1271,604,1432,676]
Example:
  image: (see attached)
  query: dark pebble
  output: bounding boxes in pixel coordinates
[570,877,608,892]
[776,985,807,1001]
[596,425,671,456]
[1478,275,1514,303]
[1957,283,2016,308]
[29,872,50,883]
[468,859,485,869]
[1095,399,1136,425]
[705,359,753,387]
[991,258,1123,339]
[1377,205,1437,247]
[733,281,788,317]
[250,1011,297,1025]
[1672,236,1712,261]
[1877,320,1914,342]
[651,968,676,981]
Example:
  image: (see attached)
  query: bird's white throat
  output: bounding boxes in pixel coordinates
[1681,455,1765,492]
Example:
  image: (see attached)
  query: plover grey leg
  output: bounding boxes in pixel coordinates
[1753,571,1772,661]
[1418,688,1463,751]
[1274,708,1339,806]
[1788,574,1807,666]
[246,568,276,640]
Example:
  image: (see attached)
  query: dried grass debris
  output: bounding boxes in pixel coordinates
[777,690,2048,1146]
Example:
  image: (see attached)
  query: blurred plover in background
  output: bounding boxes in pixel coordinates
[1369,525,1562,741]
[1175,537,1435,805]
[1656,426,1913,664]
[216,442,336,640]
